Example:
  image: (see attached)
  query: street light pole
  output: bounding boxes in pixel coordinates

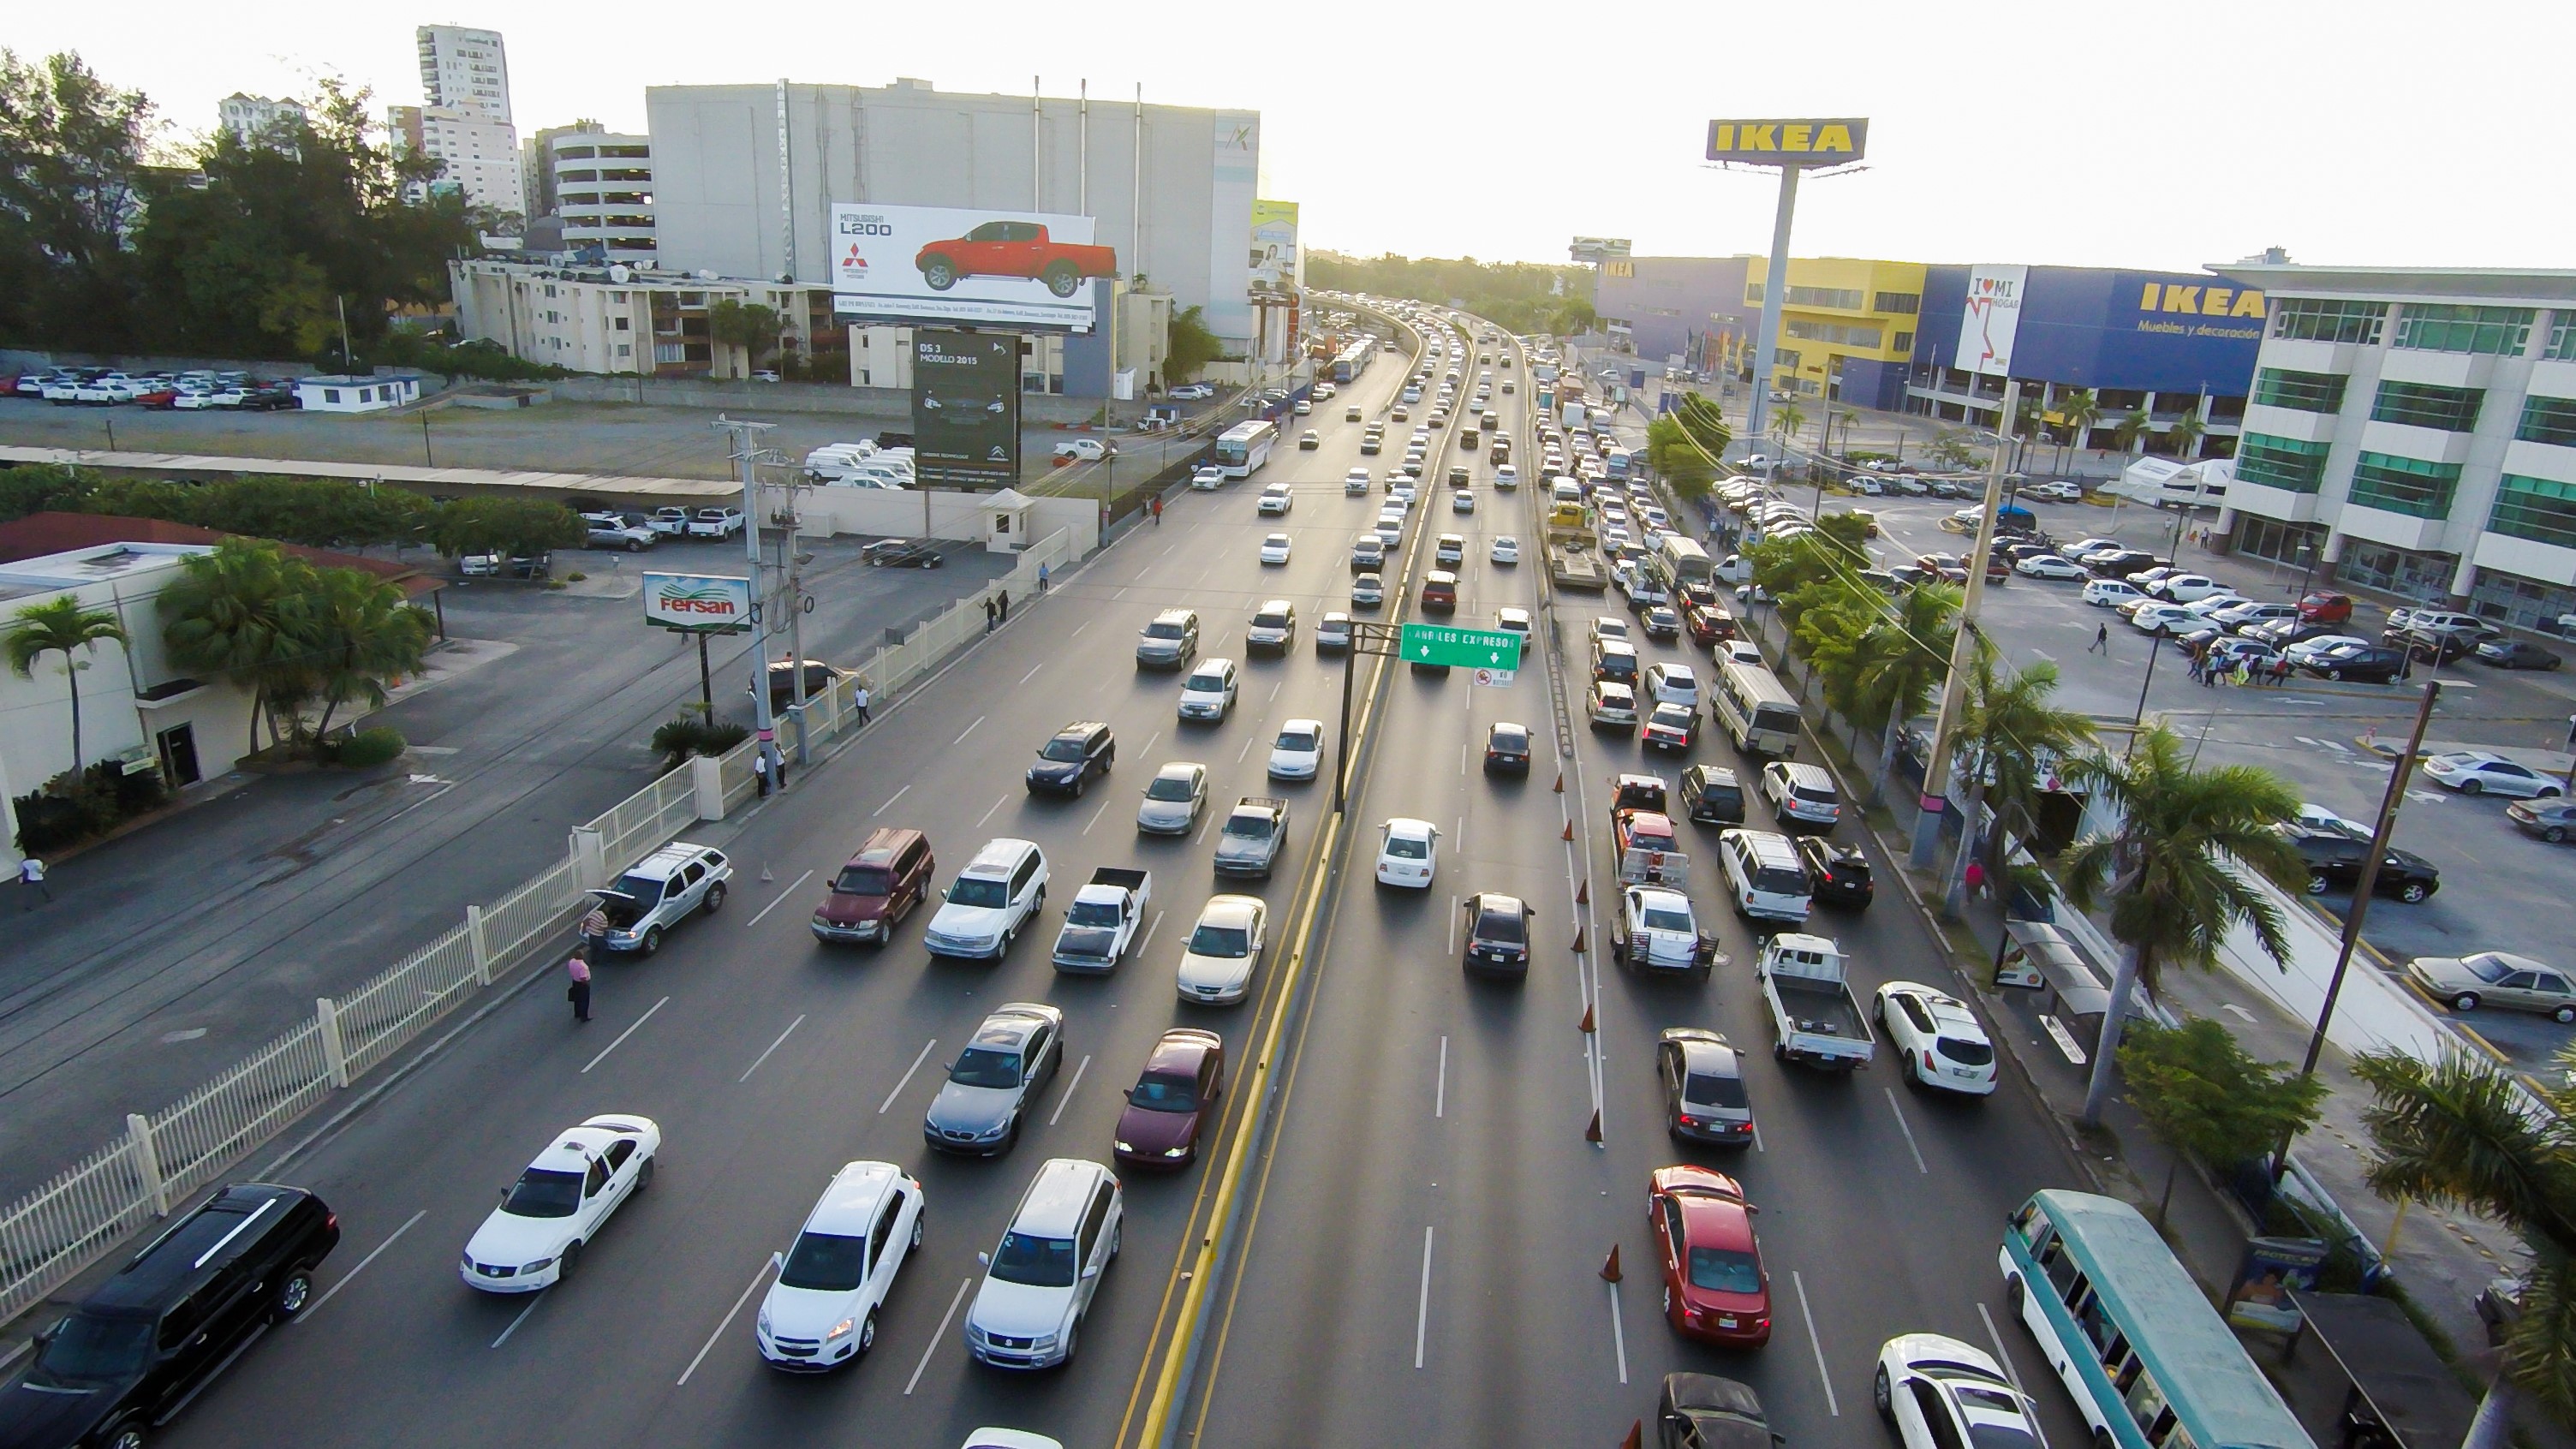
[1909,379,2020,872]
[2126,626,2168,757]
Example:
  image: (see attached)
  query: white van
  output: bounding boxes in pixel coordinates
[1719,829,1812,923]
[1552,478,1583,508]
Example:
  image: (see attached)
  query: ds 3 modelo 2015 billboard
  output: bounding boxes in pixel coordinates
[912,331,1022,491]
[832,204,1115,332]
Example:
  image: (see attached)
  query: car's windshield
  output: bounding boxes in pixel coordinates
[1223,813,1273,838]
[1642,905,1694,933]
[1147,775,1197,802]
[1277,728,1317,750]
[611,873,665,904]
[503,1167,585,1218]
[1040,737,1088,763]
[1255,612,1290,630]
[989,1231,1078,1288]
[778,1231,868,1292]
[35,1311,152,1381]
[1186,672,1225,693]
[1066,898,1123,927]
[1189,924,1250,957]
[1476,908,1526,945]
[1144,621,1187,640]
[833,865,891,896]
[1685,1070,1748,1108]
[950,1046,1023,1088]
[1385,834,1428,860]
[1130,1071,1200,1112]
[947,876,1009,909]
[1688,1246,1762,1295]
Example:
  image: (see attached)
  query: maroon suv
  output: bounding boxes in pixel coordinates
[810,827,934,946]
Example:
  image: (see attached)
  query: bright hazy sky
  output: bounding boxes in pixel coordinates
[16,1,2570,273]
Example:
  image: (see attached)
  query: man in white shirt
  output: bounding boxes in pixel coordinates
[19,856,51,909]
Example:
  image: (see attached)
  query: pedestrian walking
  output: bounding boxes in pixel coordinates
[566,948,593,1023]
[2185,651,2204,683]
[17,855,51,910]
[579,902,610,963]
[2270,657,2293,687]
[1038,563,1051,593]
[853,681,871,725]
[1965,859,1989,900]
[984,597,997,632]
[998,590,1010,624]
[2090,623,2109,655]
[1151,495,1163,526]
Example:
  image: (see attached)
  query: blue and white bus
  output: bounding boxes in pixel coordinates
[1332,343,1374,385]
[2001,1190,2316,1449]
[1213,420,1279,480]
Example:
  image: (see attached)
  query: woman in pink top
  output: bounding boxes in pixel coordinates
[566,949,593,1023]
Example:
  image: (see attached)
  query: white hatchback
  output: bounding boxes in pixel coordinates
[1258,533,1292,564]
[1374,817,1440,888]
[2081,578,2143,607]
[756,1160,925,1369]
[1874,982,1998,1094]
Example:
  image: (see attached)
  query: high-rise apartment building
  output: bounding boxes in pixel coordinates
[217,93,305,149]
[416,25,513,122]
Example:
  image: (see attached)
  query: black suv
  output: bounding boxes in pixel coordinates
[1024,722,1115,796]
[1679,766,1746,826]
[3,1184,337,1446]
[2284,826,2440,902]
[1794,837,1874,909]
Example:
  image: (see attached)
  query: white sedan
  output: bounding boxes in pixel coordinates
[755,1160,924,1368]
[1875,1334,2045,1448]
[2286,634,2371,666]
[461,1114,661,1291]
[1873,982,1997,1094]
[1177,894,1269,1004]
[2129,602,2199,635]
[2012,554,2085,581]
[1267,719,1325,780]
[2421,751,2566,799]
[1452,490,1476,514]
[1491,535,1521,565]
[2081,578,2143,607]
[1374,817,1441,888]
[1258,533,1292,564]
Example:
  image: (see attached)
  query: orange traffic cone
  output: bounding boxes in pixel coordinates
[1575,879,1589,907]
[1621,1421,1642,1449]
[1601,1244,1624,1282]
[1571,926,1587,953]
[1585,1109,1603,1145]
[1553,771,1565,793]
[1579,1001,1596,1034]
[1561,820,1574,842]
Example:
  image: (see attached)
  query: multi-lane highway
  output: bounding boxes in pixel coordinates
[127,309,2099,1448]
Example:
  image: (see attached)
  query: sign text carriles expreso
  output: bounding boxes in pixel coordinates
[1703,118,1869,166]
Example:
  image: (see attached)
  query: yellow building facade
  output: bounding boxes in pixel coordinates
[1740,256,1927,404]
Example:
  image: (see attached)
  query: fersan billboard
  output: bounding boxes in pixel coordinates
[642,573,753,633]
[832,204,1115,332]
[912,331,1022,491]
[1703,119,1868,166]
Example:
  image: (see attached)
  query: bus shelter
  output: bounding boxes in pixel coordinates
[2282,1290,2477,1449]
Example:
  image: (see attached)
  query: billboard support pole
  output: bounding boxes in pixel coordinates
[696,632,713,716]
[1744,164,1798,456]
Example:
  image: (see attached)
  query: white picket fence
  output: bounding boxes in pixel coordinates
[0,531,1077,1324]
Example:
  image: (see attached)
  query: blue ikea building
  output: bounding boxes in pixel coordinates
[1900,264,2267,461]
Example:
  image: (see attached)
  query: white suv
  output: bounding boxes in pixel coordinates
[924,839,1049,960]
[1761,761,1841,831]
[965,1159,1124,1368]
[756,1160,925,1369]
[590,843,731,955]
[1719,829,1812,923]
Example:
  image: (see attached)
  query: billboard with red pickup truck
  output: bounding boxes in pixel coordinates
[832,204,1112,332]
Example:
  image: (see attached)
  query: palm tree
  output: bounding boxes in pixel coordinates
[7,595,128,772]
[1941,644,2097,918]
[2060,726,2308,1127]
[1854,582,1960,807]
[286,569,432,742]
[2166,408,2207,461]
[159,539,308,751]
[2055,388,2104,473]
[1773,400,1805,450]
[2351,1045,2576,1448]
[2114,405,2155,462]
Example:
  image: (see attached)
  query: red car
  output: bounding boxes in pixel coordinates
[915,221,1119,299]
[2299,591,2354,624]
[1114,1028,1225,1170]
[1649,1166,1771,1346]
[1681,597,1737,646]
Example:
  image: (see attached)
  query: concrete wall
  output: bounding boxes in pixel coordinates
[645,79,1256,345]
[794,486,1100,557]
[546,373,1133,425]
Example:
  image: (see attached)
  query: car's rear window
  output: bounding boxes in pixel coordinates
[1476,908,1527,945]
[1641,904,1694,933]
[1752,866,1810,897]
[1793,784,1839,806]
[1937,1036,1995,1067]
[1687,1246,1762,1294]
[1685,1071,1748,1109]
[1385,835,1429,860]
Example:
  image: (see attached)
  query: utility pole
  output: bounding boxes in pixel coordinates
[713,415,783,789]
[770,462,814,766]
[1909,379,2019,874]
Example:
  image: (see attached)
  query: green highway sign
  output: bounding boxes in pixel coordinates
[1400,623,1520,670]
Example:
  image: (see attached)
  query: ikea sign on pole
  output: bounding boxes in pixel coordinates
[1704,119,1868,166]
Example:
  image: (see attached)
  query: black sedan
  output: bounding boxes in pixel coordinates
[1657,1029,1754,1146]
[1795,836,1875,909]
[2286,825,2441,902]
[2299,644,2412,683]
[1482,722,1532,776]
[1460,892,1535,977]
[2385,628,2474,664]
[2478,639,2563,671]
[862,538,945,568]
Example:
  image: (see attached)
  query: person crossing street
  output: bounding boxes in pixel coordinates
[566,948,593,1023]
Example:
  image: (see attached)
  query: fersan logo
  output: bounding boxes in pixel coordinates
[653,581,740,617]
[1705,118,1869,165]
[2139,282,2266,319]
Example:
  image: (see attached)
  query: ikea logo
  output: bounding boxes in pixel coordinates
[1706,117,1869,165]
[2140,282,2266,319]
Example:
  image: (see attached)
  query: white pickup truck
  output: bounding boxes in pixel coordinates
[1051,868,1152,974]
[1052,438,1112,464]
[1755,933,1875,1070]
[1608,885,1722,981]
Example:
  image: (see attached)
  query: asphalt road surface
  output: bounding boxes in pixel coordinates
[122,317,2092,1448]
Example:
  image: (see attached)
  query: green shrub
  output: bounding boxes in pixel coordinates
[329,727,408,768]
[650,715,750,773]
[11,764,168,854]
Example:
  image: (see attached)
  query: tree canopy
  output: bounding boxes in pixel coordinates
[1308,250,1597,337]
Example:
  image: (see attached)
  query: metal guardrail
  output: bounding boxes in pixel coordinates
[0,529,1079,1326]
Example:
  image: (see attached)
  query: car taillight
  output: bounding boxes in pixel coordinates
[1678,1114,1698,1127]
[325,1212,339,1231]
[1923,1050,1938,1074]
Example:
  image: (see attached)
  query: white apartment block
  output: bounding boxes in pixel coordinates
[550,133,654,263]
[391,104,527,217]
[2213,262,2576,630]
[450,259,818,377]
[217,93,304,148]
[417,25,513,122]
